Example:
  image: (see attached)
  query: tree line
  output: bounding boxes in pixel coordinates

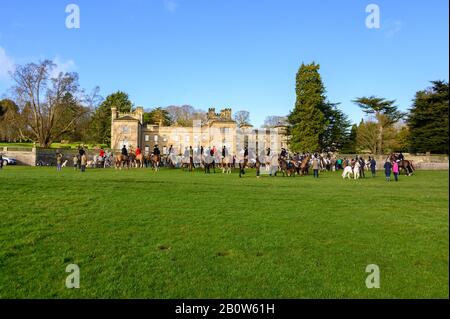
[287,62,449,154]
[0,59,448,154]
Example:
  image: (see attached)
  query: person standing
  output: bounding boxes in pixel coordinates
[0,154,3,169]
[393,161,399,182]
[80,153,87,172]
[370,157,377,177]
[312,157,320,178]
[359,157,366,178]
[73,155,79,171]
[56,151,63,172]
[384,160,392,182]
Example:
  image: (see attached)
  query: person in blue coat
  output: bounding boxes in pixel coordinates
[384,160,392,181]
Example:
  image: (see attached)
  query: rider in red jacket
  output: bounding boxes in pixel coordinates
[135,147,141,156]
[99,148,105,158]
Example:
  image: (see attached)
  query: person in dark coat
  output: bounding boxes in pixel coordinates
[153,145,161,155]
[121,145,128,156]
[370,157,377,177]
[384,160,392,182]
[359,157,366,178]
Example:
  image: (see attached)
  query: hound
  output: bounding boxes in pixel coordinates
[342,166,353,179]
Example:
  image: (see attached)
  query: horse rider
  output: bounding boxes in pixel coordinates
[266,147,271,157]
[99,148,105,159]
[153,145,161,156]
[244,146,249,159]
[280,148,287,160]
[397,152,404,162]
[121,145,128,157]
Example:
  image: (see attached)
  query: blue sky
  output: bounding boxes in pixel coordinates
[0,0,448,126]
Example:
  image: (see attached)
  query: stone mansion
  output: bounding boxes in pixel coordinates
[111,107,288,156]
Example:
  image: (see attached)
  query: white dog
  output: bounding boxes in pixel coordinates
[61,160,69,168]
[342,166,353,179]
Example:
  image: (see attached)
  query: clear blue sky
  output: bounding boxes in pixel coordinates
[0,0,448,126]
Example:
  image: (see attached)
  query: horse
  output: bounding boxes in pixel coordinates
[128,152,137,168]
[299,155,311,175]
[203,154,215,174]
[353,161,361,179]
[221,155,232,174]
[389,153,415,176]
[238,155,248,178]
[151,154,161,172]
[135,153,145,168]
[115,154,129,170]
[278,157,296,177]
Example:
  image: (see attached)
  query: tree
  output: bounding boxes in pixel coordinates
[407,80,449,154]
[341,123,358,154]
[90,91,132,144]
[356,120,378,154]
[165,105,206,126]
[353,96,405,154]
[262,115,287,128]
[233,110,250,127]
[320,102,352,151]
[144,107,172,126]
[288,62,327,152]
[0,99,23,142]
[10,60,87,148]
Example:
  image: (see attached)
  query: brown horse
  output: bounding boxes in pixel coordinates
[238,157,248,178]
[278,158,296,177]
[389,153,415,176]
[151,154,161,172]
[135,153,145,168]
[299,155,311,175]
[115,154,129,170]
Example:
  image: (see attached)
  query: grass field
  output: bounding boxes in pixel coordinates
[0,166,448,298]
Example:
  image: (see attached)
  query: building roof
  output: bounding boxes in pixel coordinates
[115,115,139,121]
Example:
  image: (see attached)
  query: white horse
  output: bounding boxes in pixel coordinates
[353,161,361,179]
[342,166,353,179]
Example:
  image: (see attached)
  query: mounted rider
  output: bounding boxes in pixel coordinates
[121,145,128,157]
[153,144,161,156]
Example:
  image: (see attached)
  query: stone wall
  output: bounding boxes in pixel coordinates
[338,154,449,170]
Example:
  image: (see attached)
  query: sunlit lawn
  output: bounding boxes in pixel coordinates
[0,166,448,298]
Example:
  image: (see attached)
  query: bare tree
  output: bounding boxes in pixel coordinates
[11,60,87,147]
[262,115,287,128]
[233,110,250,127]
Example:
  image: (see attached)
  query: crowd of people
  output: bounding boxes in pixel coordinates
[49,143,408,182]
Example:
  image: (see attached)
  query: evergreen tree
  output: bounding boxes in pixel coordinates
[288,62,327,152]
[407,81,449,154]
[89,91,133,144]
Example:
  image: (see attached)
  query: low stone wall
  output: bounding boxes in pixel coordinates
[338,154,449,170]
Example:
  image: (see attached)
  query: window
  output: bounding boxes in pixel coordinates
[154,135,159,142]
[145,135,149,142]
[122,125,129,134]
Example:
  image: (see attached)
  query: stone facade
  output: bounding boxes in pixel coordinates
[111,107,289,156]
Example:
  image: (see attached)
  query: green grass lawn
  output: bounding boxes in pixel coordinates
[0,166,448,298]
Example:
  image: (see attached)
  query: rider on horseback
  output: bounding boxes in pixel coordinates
[121,145,128,156]
[153,145,161,156]
[135,146,141,156]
